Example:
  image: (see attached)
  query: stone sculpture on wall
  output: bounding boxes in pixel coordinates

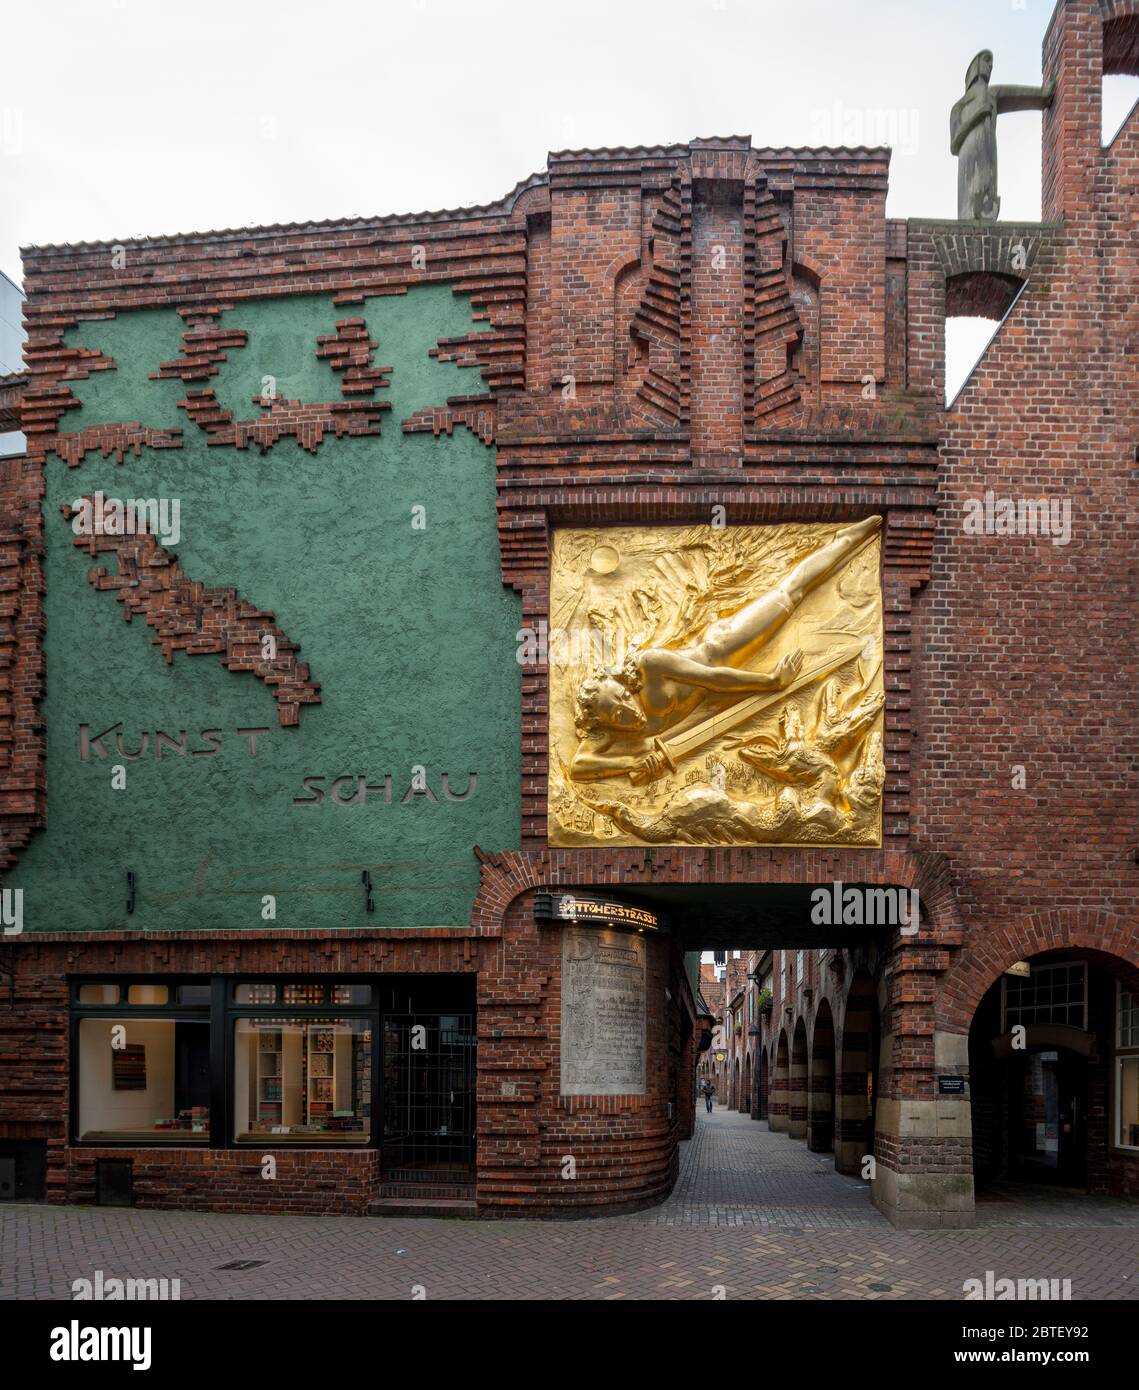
[950,49,1055,221]
[548,518,885,847]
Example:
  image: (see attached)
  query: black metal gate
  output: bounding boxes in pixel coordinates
[380,1013,475,1176]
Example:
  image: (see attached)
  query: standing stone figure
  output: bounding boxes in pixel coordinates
[950,50,1055,221]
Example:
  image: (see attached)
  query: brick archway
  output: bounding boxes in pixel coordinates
[809,998,836,1153]
[1102,0,1139,77]
[758,1046,769,1121]
[936,911,1139,1035]
[770,1029,790,1133]
[471,846,966,941]
[789,1018,809,1140]
[836,969,879,1175]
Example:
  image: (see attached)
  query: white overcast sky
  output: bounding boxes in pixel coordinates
[1,0,1135,396]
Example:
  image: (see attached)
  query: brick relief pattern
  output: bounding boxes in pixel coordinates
[64,500,321,727]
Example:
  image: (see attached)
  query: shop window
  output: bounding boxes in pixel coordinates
[77,1018,210,1142]
[332,984,371,1005]
[233,1018,372,1144]
[1001,962,1087,1031]
[77,984,120,1005]
[127,984,169,1006]
[1116,986,1139,1152]
[235,982,277,1005]
[1118,986,1139,1048]
[177,985,212,1005]
[283,983,324,1006]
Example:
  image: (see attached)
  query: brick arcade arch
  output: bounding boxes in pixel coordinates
[809,998,837,1153]
[758,1045,769,1121]
[1102,0,1139,78]
[961,932,1139,1199]
[836,969,880,1176]
[789,1018,809,1140]
[936,912,1139,1035]
[770,1029,790,1134]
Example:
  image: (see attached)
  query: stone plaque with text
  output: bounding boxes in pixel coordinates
[560,927,646,1096]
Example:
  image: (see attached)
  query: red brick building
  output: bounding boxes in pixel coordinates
[0,0,1136,1225]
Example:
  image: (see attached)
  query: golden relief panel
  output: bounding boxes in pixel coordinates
[547,518,885,848]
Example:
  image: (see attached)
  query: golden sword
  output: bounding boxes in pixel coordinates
[629,640,865,784]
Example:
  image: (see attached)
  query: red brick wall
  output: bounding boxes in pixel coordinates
[3,1,1137,1221]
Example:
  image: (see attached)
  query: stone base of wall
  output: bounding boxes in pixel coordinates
[872,1164,977,1230]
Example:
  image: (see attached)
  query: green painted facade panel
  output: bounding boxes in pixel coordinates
[11,286,521,933]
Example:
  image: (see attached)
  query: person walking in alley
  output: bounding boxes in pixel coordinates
[703,1077,715,1113]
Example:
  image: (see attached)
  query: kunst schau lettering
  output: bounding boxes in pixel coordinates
[70,491,181,547]
[293,769,477,806]
[962,491,1072,546]
[810,880,919,935]
[78,725,272,761]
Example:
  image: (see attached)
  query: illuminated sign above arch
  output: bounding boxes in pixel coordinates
[533,893,662,933]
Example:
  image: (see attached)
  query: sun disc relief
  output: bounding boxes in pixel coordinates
[547,519,886,847]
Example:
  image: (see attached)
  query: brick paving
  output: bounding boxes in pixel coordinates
[2,1106,1137,1300]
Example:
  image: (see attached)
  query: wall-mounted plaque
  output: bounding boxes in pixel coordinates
[560,927,646,1097]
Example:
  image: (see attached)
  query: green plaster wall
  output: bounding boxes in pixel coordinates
[11,285,521,933]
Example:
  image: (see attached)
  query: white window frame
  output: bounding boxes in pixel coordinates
[1000,961,1088,1033]
[1114,982,1139,1152]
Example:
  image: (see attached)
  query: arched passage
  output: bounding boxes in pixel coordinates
[731,1056,740,1111]
[836,970,880,1175]
[789,1018,809,1140]
[809,999,836,1153]
[758,1046,769,1121]
[743,1050,752,1116]
[968,946,1139,1198]
[770,1030,790,1133]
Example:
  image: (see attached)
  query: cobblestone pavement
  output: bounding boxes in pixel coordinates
[2,1106,1137,1300]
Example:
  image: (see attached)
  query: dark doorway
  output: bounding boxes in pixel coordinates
[1009,1048,1087,1185]
[0,1140,47,1202]
[381,1012,475,1178]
